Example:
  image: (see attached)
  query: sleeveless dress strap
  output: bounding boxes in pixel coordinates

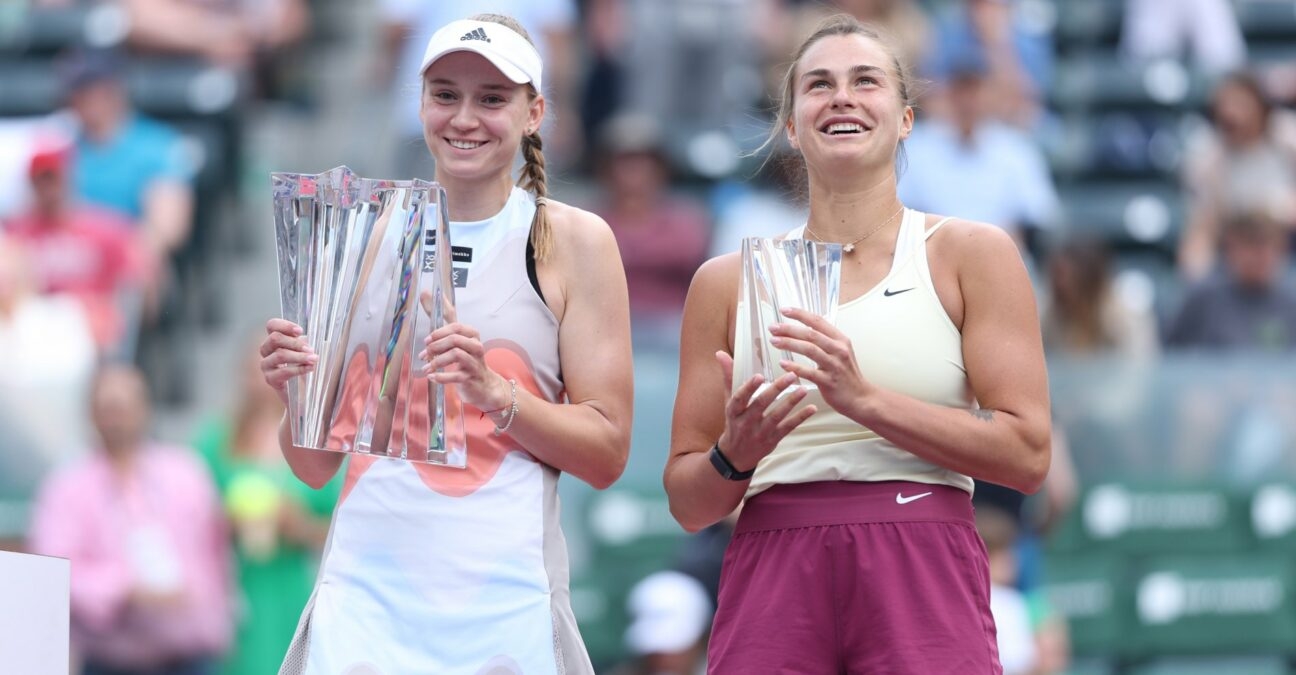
[886,208,922,277]
[924,216,956,240]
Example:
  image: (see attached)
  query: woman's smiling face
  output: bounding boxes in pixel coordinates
[420,51,543,182]
[786,33,912,173]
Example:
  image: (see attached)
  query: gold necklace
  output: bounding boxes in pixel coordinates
[803,205,905,254]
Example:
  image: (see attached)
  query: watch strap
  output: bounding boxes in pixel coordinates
[709,444,755,481]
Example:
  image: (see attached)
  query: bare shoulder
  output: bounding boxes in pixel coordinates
[927,216,1023,271]
[690,252,742,298]
[543,199,616,253]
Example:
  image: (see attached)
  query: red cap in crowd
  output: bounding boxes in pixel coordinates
[28,143,71,179]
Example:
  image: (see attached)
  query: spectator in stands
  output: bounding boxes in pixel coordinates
[1167,212,1296,350]
[379,0,581,177]
[591,113,710,348]
[609,570,712,675]
[27,363,233,675]
[670,510,737,608]
[923,0,1052,129]
[973,423,1078,593]
[0,236,96,522]
[1040,237,1159,357]
[976,504,1074,675]
[1121,0,1246,77]
[4,142,154,354]
[586,0,764,179]
[193,344,339,675]
[1178,72,1296,279]
[579,0,622,152]
[975,506,1038,675]
[898,56,1060,256]
[63,49,196,262]
[119,0,309,74]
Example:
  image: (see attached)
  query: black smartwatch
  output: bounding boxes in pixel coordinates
[709,444,755,481]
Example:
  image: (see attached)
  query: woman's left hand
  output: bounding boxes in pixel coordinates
[769,306,874,417]
[421,322,510,413]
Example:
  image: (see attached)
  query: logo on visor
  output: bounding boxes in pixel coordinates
[460,28,491,43]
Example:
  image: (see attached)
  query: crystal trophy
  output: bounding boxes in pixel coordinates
[738,236,842,390]
[271,166,467,467]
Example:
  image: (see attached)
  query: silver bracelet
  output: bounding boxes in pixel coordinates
[492,379,519,436]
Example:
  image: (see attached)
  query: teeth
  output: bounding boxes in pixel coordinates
[448,139,486,150]
[826,123,864,134]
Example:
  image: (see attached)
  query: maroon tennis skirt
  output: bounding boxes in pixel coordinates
[707,480,1003,675]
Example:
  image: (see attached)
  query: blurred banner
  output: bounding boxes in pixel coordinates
[271,166,466,467]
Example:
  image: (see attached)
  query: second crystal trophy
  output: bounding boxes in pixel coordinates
[738,236,843,390]
[271,166,467,467]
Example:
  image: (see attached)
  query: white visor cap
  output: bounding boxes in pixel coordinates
[419,19,543,93]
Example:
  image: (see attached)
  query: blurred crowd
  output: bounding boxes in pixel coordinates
[1,0,1295,673]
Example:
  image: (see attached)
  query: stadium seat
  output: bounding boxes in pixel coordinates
[0,5,126,57]
[575,484,685,668]
[1237,2,1296,41]
[1053,0,1123,47]
[0,57,242,119]
[1058,179,1184,249]
[1047,111,1189,181]
[1051,52,1214,111]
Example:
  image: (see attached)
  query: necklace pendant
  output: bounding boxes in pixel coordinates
[843,243,855,253]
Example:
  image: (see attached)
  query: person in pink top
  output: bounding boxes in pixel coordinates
[4,143,154,354]
[27,364,233,675]
[591,113,710,346]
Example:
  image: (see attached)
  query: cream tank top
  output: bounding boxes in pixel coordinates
[734,208,976,498]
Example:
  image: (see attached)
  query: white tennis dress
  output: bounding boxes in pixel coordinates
[280,188,592,675]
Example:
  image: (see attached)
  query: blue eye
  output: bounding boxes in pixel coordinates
[432,90,457,103]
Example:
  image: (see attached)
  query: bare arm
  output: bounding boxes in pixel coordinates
[276,415,344,489]
[121,0,252,66]
[425,206,633,489]
[539,23,582,159]
[663,255,813,532]
[377,19,413,90]
[141,180,192,256]
[776,223,1051,493]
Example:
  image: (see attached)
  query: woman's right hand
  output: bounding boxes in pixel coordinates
[260,318,317,402]
[714,351,816,473]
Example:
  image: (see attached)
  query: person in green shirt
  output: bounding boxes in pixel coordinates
[194,348,341,675]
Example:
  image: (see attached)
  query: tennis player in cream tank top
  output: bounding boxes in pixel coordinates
[734,208,975,498]
[665,16,1051,674]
